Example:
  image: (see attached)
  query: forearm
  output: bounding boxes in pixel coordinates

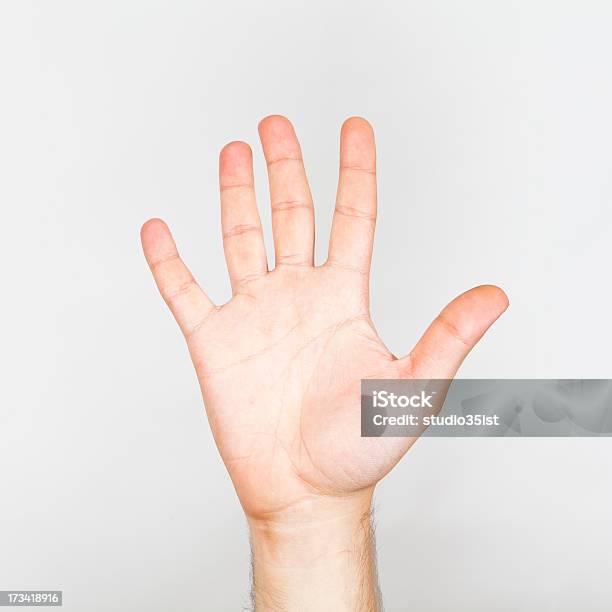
[248,491,381,611]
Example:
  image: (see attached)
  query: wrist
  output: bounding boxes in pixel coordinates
[247,488,380,611]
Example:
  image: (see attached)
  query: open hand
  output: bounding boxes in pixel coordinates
[141,114,507,547]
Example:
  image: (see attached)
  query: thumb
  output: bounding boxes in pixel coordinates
[398,284,509,379]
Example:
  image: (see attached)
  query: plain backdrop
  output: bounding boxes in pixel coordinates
[1,1,611,610]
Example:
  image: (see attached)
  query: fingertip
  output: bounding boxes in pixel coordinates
[220,140,252,156]
[341,116,374,135]
[140,218,178,265]
[258,115,301,159]
[140,218,168,243]
[219,141,252,166]
[490,284,509,310]
[219,141,254,185]
[444,284,508,345]
[258,114,293,135]
[339,117,376,171]
[341,117,375,152]
[472,284,510,317]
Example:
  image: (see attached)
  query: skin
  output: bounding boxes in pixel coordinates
[141,116,508,610]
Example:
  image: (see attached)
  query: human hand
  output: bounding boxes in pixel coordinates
[141,116,508,610]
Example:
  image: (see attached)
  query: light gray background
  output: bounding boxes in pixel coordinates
[1,1,611,610]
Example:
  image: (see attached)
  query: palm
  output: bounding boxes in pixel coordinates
[187,264,399,516]
[142,116,507,519]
